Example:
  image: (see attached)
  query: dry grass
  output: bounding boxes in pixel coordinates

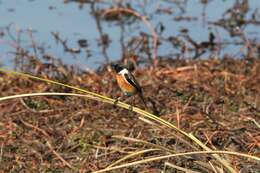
[0,57,259,172]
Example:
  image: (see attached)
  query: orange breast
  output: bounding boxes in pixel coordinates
[116,74,136,94]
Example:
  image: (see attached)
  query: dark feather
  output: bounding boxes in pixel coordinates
[124,72,142,93]
[124,72,147,108]
[138,92,147,108]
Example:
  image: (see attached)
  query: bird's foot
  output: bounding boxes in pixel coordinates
[114,99,119,106]
[129,105,133,111]
[113,97,121,106]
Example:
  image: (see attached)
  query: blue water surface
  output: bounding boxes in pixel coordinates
[0,0,259,69]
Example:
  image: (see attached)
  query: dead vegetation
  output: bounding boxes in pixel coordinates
[0,0,260,172]
[0,57,259,172]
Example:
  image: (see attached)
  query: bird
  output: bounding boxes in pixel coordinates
[111,63,147,109]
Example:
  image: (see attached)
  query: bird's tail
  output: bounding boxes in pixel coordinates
[138,92,147,109]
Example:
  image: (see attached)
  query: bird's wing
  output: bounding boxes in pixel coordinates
[124,72,142,93]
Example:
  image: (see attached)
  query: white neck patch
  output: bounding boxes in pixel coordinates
[119,68,128,75]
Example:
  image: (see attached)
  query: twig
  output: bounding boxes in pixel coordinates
[91,2,110,63]
[19,118,50,137]
[103,7,158,67]
[92,150,259,173]
[165,161,200,173]
[46,141,76,170]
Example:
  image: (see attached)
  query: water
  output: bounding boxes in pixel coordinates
[0,0,259,69]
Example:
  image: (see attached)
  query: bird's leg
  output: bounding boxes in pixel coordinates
[113,96,122,106]
[128,98,134,111]
[114,94,134,111]
[129,104,133,111]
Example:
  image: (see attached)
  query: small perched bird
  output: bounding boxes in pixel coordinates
[111,63,147,108]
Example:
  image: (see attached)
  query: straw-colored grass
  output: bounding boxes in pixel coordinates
[1,67,259,172]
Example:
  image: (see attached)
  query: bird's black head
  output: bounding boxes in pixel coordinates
[111,63,124,73]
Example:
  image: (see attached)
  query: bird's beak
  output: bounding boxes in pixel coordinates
[110,63,118,71]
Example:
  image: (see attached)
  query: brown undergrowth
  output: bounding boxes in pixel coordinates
[0,57,259,172]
